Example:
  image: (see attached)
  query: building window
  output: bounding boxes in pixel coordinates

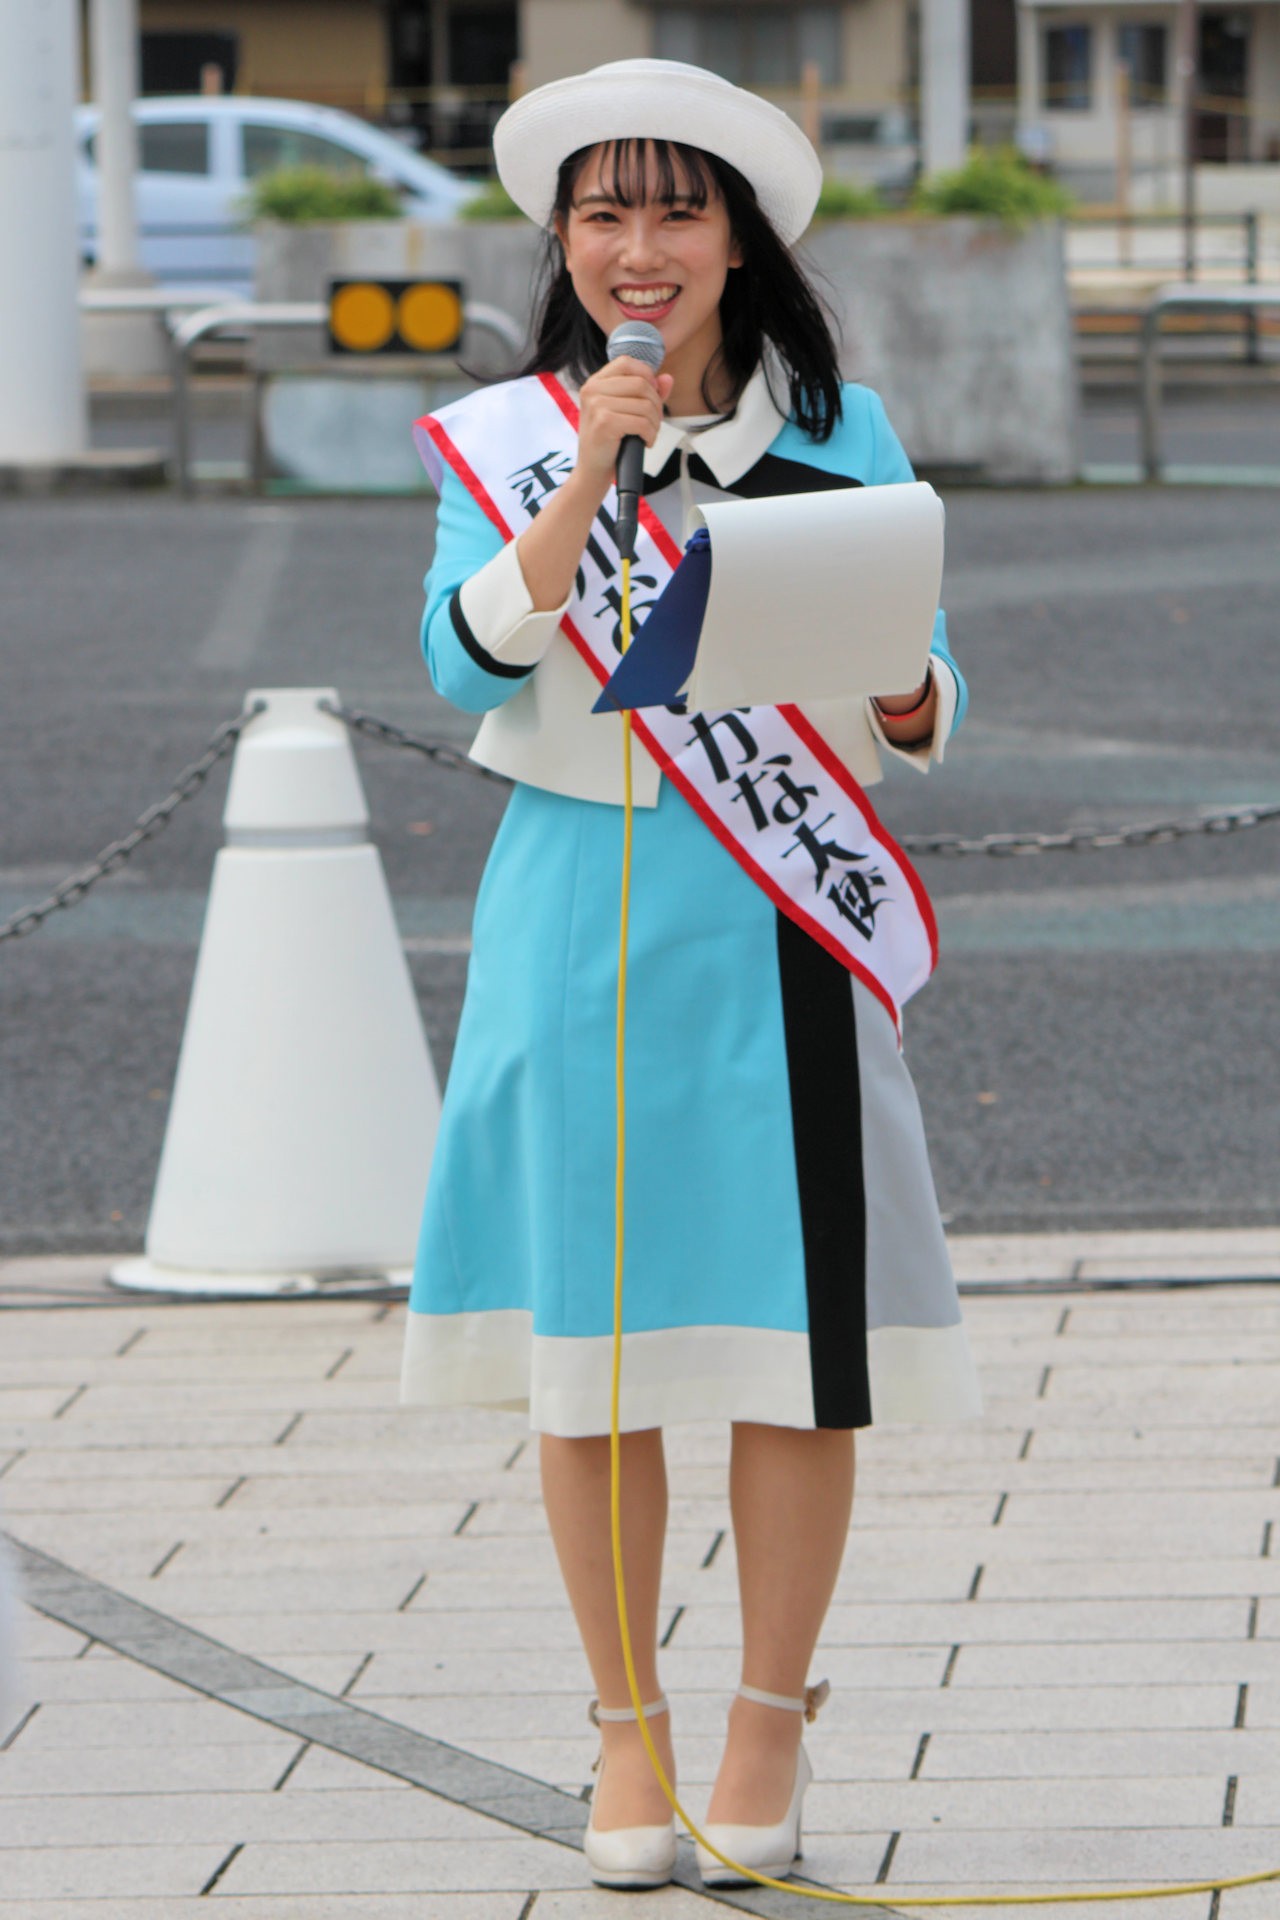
[140,30,238,96]
[1044,24,1093,110]
[654,6,841,88]
[1117,24,1168,106]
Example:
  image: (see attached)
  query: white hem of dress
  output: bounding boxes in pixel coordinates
[400,1310,981,1435]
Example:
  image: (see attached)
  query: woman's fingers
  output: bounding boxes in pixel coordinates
[597,353,664,390]
[578,412,663,469]
[578,360,666,467]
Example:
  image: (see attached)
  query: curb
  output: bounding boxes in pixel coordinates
[3,1229,1279,1308]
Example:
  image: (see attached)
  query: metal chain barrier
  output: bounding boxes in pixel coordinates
[4,698,1279,946]
[320,702,1280,858]
[317,699,511,784]
[896,802,1280,858]
[0,704,265,944]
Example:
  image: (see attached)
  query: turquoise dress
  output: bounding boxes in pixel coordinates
[401,382,982,1437]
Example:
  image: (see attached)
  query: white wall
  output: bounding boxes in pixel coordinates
[521,1,908,107]
[520,0,648,87]
[841,0,911,105]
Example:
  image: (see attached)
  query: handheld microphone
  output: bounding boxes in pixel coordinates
[605,320,666,563]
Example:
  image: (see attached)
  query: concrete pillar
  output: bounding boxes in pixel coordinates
[921,0,971,176]
[84,0,165,378]
[1175,0,1197,273]
[1017,2,1043,122]
[430,0,450,89]
[0,0,88,460]
[90,0,141,274]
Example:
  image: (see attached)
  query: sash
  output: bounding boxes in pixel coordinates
[414,374,938,1035]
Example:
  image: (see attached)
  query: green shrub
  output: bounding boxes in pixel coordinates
[458,179,524,222]
[244,166,403,224]
[462,175,883,223]
[912,147,1073,224]
[815,177,884,219]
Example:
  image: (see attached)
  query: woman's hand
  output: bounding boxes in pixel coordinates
[574,357,676,494]
[516,357,674,613]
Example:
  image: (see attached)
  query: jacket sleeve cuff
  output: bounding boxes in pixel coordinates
[456,538,571,672]
[865,656,959,773]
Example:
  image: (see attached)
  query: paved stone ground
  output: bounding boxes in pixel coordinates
[2,1232,1278,1918]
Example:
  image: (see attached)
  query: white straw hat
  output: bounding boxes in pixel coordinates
[493,58,823,246]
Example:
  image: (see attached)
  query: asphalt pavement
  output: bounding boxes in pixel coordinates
[1,464,1278,1254]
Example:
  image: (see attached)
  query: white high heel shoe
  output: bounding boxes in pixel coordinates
[582,1694,678,1889]
[695,1679,831,1888]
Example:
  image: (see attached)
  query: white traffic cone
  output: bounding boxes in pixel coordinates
[111,688,440,1297]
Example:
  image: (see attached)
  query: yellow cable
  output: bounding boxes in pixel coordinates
[609,556,1278,1909]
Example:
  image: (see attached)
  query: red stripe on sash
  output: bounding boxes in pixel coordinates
[419,414,514,543]
[781,704,940,969]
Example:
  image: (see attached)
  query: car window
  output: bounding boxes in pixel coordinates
[82,121,211,175]
[241,124,371,180]
[139,121,211,175]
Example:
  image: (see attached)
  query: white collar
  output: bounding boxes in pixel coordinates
[644,364,788,487]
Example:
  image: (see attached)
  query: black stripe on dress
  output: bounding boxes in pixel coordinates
[450,587,536,680]
[775,911,872,1429]
[644,449,866,501]
[726,452,864,499]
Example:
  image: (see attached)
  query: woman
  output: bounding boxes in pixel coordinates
[402,58,981,1891]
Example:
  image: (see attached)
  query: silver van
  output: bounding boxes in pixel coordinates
[76,95,482,295]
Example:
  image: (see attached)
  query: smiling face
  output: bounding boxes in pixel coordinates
[556,141,743,414]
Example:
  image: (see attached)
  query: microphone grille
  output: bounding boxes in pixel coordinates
[605,320,666,372]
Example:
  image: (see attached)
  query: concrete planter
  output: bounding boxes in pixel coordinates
[252,218,542,372]
[254,213,1077,485]
[806,216,1078,484]
[252,219,541,490]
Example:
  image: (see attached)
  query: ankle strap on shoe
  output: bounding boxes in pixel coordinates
[589,1694,670,1726]
[738,1679,831,1722]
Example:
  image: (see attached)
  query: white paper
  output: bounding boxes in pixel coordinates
[686,480,944,710]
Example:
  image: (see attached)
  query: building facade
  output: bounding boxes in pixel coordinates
[1017,0,1280,196]
[522,0,915,109]
[117,0,1278,198]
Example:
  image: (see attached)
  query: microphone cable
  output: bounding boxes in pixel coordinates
[607,557,1280,1909]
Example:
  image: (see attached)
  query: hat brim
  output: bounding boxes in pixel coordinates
[493,59,822,246]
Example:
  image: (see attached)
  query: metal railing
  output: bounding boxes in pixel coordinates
[77,289,525,495]
[166,298,523,496]
[1140,283,1280,479]
[1067,209,1260,284]
[1069,210,1269,363]
[79,284,246,317]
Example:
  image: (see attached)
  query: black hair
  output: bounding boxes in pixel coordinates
[517,138,843,441]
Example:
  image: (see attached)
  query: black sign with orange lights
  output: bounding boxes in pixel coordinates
[327,279,464,356]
